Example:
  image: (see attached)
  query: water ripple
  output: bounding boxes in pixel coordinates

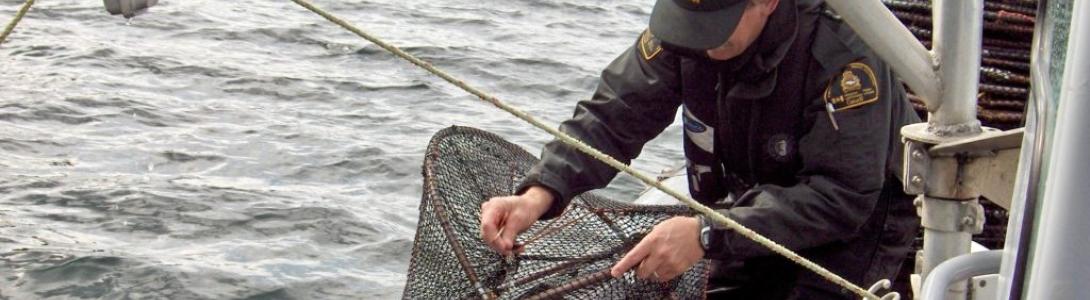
[0,0,673,298]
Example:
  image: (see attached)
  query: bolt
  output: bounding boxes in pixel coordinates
[912,149,924,160]
[911,175,923,185]
[961,216,976,229]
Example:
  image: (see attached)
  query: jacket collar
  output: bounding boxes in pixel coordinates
[723,0,800,100]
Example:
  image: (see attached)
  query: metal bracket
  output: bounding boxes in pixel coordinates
[903,140,931,195]
[902,137,972,200]
[903,124,1022,203]
[969,274,999,300]
[917,197,985,234]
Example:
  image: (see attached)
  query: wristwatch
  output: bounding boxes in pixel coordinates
[697,215,721,253]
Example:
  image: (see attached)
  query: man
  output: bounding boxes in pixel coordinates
[480,0,920,298]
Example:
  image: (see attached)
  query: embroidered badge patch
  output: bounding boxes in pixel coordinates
[638,29,663,61]
[823,62,879,111]
[766,134,795,162]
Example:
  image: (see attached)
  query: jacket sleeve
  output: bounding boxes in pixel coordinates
[517,31,683,219]
[706,57,906,260]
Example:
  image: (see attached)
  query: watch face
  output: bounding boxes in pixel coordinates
[700,226,712,251]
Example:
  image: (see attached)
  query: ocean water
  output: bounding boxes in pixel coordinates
[0,1,685,298]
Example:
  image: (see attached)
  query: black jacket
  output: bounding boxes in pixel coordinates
[519,1,920,298]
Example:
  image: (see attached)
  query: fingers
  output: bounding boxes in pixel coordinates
[481,196,539,256]
[479,199,506,253]
[635,254,662,281]
[611,218,704,282]
[617,238,679,282]
[499,221,520,256]
[654,256,687,282]
[611,235,652,278]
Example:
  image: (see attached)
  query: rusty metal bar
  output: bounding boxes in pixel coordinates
[425,144,494,300]
[524,269,615,300]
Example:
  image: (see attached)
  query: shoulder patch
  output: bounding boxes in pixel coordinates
[638,29,663,61]
[823,62,879,111]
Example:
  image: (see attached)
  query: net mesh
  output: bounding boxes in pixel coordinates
[403,126,710,299]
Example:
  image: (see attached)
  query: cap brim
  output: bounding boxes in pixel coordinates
[649,0,747,50]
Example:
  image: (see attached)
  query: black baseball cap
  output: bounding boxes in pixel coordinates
[649,0,749,50]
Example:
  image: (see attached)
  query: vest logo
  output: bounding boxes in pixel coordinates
[823,62,879,111]
[682,108,715,152]
[841,69,862,94]
[767,134,795,162]
[683,113,707,133]
[639,29,663,61]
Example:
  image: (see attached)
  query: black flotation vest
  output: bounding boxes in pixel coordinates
[679,5,819,205]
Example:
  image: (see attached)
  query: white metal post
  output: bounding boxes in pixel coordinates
[929,0,984,136]
[824,1,992,299]
[997,1,1054,299]
[1022,0,1090,298]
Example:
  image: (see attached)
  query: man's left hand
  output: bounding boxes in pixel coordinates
[610,216,704,282]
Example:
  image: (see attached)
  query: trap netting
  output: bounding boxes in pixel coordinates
[404,126,710,299]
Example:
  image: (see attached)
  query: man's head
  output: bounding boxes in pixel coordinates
[649,0,780,61]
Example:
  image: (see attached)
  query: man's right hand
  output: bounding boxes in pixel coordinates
[480,185,555,257]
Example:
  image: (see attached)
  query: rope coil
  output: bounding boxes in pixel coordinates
[287,0,884,299]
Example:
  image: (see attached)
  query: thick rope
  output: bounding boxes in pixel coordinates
[0,0,34,47]
[289,0,881,299]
